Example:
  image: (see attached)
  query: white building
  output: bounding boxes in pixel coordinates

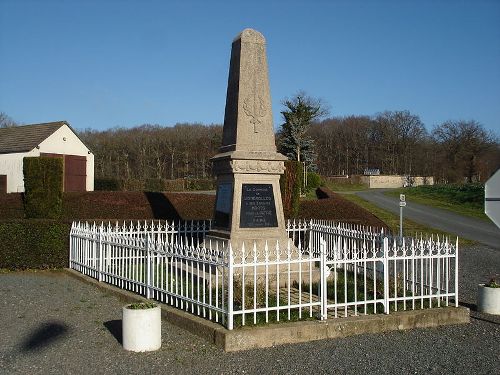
[0,121,94,193]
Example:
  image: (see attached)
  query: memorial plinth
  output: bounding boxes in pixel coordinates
[207,29,288,251]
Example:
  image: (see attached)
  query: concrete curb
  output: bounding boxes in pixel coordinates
[64,268,470,352]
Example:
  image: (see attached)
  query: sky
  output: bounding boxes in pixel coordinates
[1,0,499,135]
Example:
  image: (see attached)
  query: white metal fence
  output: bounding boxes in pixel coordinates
[69,219,458,330]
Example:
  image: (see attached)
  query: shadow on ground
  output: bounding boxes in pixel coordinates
[104,320,122,344]
[460,301,500,325]
[460,301,476,311]
[21,321,70,351]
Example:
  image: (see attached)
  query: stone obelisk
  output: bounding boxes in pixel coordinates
[208,29,288,250]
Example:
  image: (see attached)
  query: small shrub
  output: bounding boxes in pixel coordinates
[315,186,333,199]
[485,277,500,288]
[23,157,63,219]
[306,172,322,191]
[127,302,157,309]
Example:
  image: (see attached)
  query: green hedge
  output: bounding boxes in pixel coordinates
[164,179,185,191]
[121,178,144,191]
[0,220,70,270]
[93,177,216,192]
[144,178,165,192]
[280,160,303,218]
[185,178,215,191]
[94,178,122,191]
[23,157,63,219]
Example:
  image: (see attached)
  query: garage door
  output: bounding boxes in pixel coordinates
[64,155,87,192]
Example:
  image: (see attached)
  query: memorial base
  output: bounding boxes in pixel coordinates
[211,158,289,248]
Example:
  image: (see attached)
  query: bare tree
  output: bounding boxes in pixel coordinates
[432,120,498,183]
[78,122,223,182]
[0,112,19,128]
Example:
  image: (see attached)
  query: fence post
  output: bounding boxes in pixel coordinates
[320,238,327,320]
[69,222,74,269]
[383,236,390,314]
[455,237,459,307]
[98,224,103,282]
[307,220,313,253]
[227,243,234,330]
[146,234,151,299]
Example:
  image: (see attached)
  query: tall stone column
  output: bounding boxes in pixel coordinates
[208,29,288,251]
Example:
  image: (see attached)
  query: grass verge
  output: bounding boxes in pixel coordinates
[386,185,487,221]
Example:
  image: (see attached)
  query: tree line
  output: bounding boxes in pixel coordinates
[2,109,499,184]
[79,110,500,184]
[79,123,223,181]
[309,112,499,183]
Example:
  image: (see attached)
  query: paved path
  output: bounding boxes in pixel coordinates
[1,243,499,375]
[356,189,500,249]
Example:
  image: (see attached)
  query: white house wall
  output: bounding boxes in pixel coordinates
[0,125,94,193]
[0,150,36,193]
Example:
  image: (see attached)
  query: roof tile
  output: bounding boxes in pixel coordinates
[0,121,67,154]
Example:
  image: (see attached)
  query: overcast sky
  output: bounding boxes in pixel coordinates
[1,0,499,134]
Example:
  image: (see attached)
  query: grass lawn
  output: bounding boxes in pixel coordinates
[386,184,487,220]
[339,193,473,246]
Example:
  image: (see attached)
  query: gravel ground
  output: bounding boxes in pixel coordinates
[1,244,499,375]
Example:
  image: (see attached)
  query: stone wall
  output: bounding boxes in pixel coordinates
[324,175,434,188]
[361,175,434,188]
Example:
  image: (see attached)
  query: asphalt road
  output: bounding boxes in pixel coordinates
[356,189,500,249]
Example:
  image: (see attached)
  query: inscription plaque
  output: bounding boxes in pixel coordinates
[214,183,232,228]
[240,184,278,228]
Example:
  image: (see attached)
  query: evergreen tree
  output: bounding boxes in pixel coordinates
[278,92,328,170]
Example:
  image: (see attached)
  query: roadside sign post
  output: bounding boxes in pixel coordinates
[399,194,406,238]
[485,169,500,229]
